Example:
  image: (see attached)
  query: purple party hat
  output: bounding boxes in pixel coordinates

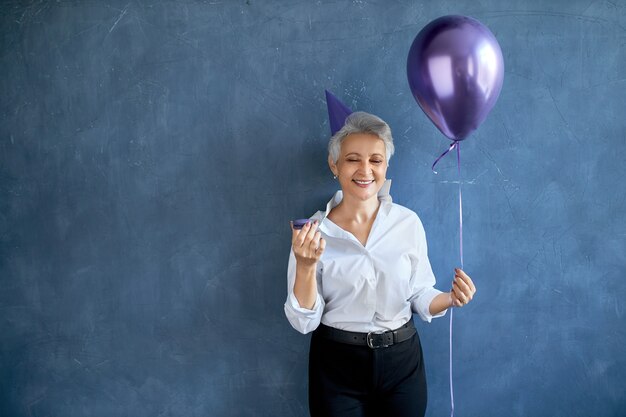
[325,90,353,136]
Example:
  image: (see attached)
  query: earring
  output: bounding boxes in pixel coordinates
[333,174,337,180]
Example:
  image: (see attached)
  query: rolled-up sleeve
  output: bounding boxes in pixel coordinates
[409,215,448,322]
[284,248,325,334]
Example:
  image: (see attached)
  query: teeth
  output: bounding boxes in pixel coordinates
[354,180,374,184]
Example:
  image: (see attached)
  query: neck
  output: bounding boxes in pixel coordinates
[336,193,380,224]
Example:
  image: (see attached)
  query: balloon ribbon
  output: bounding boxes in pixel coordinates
[432,141,464,417]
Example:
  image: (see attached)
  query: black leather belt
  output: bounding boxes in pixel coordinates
[316,321,416,349]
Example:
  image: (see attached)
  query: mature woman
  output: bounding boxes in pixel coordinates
[284,111,476,417]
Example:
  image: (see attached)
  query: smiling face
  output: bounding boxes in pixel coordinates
[328,133,388,203]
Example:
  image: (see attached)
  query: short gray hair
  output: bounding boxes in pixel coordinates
[328,111,395,164]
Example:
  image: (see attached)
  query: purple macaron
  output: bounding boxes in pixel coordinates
[292,219,311,230]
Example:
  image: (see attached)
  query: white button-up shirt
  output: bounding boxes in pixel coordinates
[284,180,447,334]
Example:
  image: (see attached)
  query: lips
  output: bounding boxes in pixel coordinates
[353,179,374,187]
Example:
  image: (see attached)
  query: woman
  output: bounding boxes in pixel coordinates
[284,111,476,417]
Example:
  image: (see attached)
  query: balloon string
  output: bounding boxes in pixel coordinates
[450,143,464,417]
[431,141,459,174]
[457,143,464,270]
[449,305,455,417]
[431,140,463,417]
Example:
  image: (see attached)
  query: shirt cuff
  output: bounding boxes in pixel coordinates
[284,293,324,334]
[412,287,448,323]
[287,292,321,313]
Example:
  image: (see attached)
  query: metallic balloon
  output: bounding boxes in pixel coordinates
[407,15,504,141]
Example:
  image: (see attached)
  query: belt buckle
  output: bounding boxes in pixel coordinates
[366,330,391,349]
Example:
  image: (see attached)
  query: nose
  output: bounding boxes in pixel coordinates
[358,160,374,175]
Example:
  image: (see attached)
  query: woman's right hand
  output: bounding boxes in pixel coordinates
[291,220,325,267]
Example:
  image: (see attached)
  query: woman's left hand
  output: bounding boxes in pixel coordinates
[450,268,476,307]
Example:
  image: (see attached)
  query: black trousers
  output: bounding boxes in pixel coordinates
[308,323,427,417]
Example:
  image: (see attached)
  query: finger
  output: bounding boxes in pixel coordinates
[455,268,476,292]
[293,221,311,247]
[454,275,471,295]
[450,290,463,307]
[301,222,318,249]
[317,237,326,255]
[305,220,319,241]
[466,276,476,293]
[311,236,325,258]
[460,274,476,295]
[455,268,469,279]
[454,282,472,303]
[452,283,467,303]
[290,221,298,239]
[308,230,322,252]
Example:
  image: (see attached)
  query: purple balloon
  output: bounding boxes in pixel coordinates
[407,15,504,141]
